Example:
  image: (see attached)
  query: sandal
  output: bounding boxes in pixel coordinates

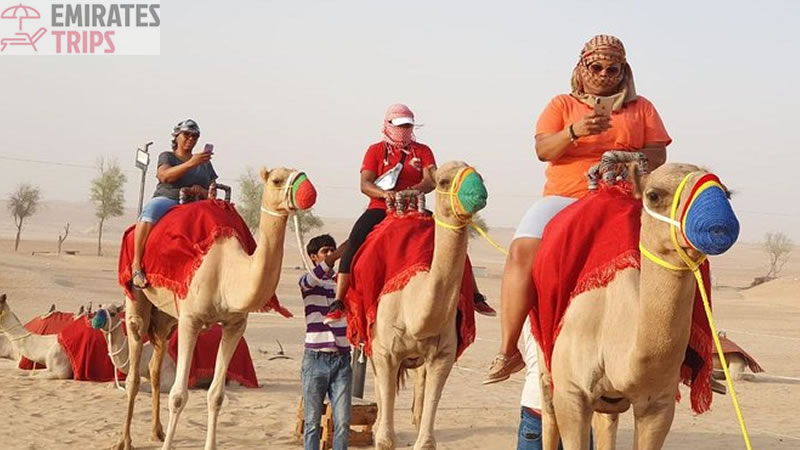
[483,351,526,385]
[131,269,149,289]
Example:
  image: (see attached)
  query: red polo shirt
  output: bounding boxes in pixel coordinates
[360,141,437,210]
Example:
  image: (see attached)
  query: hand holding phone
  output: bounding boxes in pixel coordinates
[203,143,215,154]
[593,96,615,117]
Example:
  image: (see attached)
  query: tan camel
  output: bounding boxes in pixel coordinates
[538,163,739,450]
[0,293,73,379]
[369,161,487,450]
[96,304,177,391]
[0,302,86,362]
[114,167,314,450]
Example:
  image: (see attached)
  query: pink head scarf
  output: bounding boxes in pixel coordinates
[382,103,416,147]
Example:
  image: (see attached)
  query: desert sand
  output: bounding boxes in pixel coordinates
[0,203,798,449]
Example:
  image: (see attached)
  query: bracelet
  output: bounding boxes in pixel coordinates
[567,124,578,145]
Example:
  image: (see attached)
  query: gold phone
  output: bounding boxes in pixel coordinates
[593,96,615,117]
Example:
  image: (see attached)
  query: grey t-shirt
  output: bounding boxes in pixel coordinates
[152,151,218,201]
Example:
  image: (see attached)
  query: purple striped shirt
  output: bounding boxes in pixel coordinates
[299,261,349,352]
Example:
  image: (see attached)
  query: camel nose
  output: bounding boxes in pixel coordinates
[683,187,739,255]
[292,174,317,210]
[457,171,487,215]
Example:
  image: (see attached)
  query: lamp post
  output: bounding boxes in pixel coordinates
[135,141,153,216]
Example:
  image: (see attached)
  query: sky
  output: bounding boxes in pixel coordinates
[1,0,799,242]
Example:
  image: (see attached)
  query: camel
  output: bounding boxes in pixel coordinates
[0,302,87,362]
[368,161,487,450]
[114,167,315,450]
[537,163,739,450]
[712,331,763,382]
[94,304,177,391]
[0,293,73,378]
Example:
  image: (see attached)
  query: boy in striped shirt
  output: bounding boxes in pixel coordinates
[300,234,351,450]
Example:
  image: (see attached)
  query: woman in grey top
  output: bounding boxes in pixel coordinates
[130,119,218,288]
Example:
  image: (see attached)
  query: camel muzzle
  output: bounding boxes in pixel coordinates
[683,183,739,255]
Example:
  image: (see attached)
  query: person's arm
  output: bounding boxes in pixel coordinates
[360,170,391,200]
[157,152,211,184]
[299,262,332,289]
[535,113,611,162]
[640,143,667,170]
[323,240,349,268]
[410,164,436,194]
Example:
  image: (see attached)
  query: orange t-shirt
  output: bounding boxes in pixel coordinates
[535,94,671,199]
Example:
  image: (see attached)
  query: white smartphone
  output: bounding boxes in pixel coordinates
[203,143,214,154]
[593,96,615,117]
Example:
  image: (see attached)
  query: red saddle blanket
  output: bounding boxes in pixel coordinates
[19,312,78,370]
[57,316,126,382]
[167,323,259,389]
[530,184,713,414]
[345,212,476,359]
[118,200,290,317]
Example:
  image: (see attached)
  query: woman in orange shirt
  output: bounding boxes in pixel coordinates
[484,35,672,384]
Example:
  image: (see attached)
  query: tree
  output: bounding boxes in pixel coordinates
[763,231,792,279]
[90,157,127,256]
[7,183,41,252]
[237,167,324,238]
[57,223,70,255]
[468,213,489,241]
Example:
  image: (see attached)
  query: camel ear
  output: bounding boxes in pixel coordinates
[259,167,270,183]
[0,294,5,303]
[629,162,648,199]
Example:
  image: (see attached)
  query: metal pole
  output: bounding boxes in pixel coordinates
[351,343,367,399]
[136,142,153,216]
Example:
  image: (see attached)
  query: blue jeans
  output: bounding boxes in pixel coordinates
[302,349,352,450]
[517,408,594,450]
[139,196,178,223]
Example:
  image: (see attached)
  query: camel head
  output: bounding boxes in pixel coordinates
[258,167,317,217]
[0,294,17,330]
[90,303,124,334]
[634,163,739,260]
[433,161,488,227]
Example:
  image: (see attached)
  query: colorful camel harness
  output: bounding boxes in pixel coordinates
[639,171,751,450]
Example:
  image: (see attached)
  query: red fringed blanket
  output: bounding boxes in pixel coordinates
[118,200,290,317]
[530,184,713,414]
[345,212,476,359]
[167,324,259,388]
[19,312,77,370]
[57,316,126,382]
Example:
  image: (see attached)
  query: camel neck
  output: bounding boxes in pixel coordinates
[0,309,46,364]
[239,209,287,311]
[107,323,130,373]
[631,253,697,372]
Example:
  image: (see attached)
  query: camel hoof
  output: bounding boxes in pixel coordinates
[112,438,132,450]
[151,426,165,442]
[413,438,436,450]
[375,435,396,450]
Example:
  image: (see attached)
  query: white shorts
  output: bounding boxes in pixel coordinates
[512,196,577,241]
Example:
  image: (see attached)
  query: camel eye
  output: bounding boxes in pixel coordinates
[272,178,284,187]
[439,179,450,187]
[646,191,660,203]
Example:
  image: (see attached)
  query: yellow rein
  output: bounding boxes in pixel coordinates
[640,173,751,450]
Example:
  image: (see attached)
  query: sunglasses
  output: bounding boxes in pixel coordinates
[181,131,199,139]
[587,63,622,76]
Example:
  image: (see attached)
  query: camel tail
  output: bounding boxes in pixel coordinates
[397,367,408,393]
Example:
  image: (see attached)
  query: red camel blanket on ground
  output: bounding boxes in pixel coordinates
[57,316,126,382]
[530,184,713,414]
[117,200,290,317]
[19,312,78,370]
[716,335,765,373]
[345,212,476,359]
[167,323,259,388]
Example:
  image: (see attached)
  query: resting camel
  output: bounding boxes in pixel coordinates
[114,167,315,450]
[0,302,89,362]
[0,293,73,378]
[369,161,487,450]
[538,162,739,450]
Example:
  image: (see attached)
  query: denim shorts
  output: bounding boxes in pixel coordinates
[139,196,179,223]
[512,196,577,241]
[518,407,593,450]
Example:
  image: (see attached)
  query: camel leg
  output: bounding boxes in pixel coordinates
[592,412,619,450]
[413,353,455,450]
[538,351,560,450]
[631,394,676,450]
[372,352,399,450]
[204,317,247,450]
[162,317,201,450]
[552,390,592,450]
[34,347,72,380]
[411,365,426,432]
[114,295,152,450]
[149,327,169,442]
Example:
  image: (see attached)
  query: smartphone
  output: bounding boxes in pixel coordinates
[203,143,214,154]
[593,96,615,117]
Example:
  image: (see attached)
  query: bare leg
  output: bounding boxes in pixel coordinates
[204,317,247,450]
[114,295,151,450]
[132,221,154,287]
[162,316,201,450]
[334,273,350,301]
[498,238,541,356]
[414,353,455,450]
[373,352,399,450]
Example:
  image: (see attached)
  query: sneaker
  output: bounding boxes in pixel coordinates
[473,293,497,317]
[323,300,346,325]
[482,351,525,385]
